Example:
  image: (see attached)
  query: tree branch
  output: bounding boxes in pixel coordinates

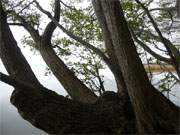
[7,22,24,26]
[135,0,180,78]
[149,7,176,12]
[0,72,45,91]
[42,0,60,42]
[9,11,41,43]
[0,3,41,87]
[131,29,172,64]
[34,0,111,68]
[59,0,77,11]
[140,29,180,59]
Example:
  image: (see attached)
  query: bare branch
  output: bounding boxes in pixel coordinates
[8,22,23,26]
[131,29,172,64]
[0,72,45,91]
[139,29,180,59]
[59,0,77,11]
[8,10,41,42]
[17,0,35,14]
[42,0,61,42]
[149,7,176,12]
[135,0,180,78]
[0,3,42,87]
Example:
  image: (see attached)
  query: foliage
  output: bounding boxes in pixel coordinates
[52,37,106,93]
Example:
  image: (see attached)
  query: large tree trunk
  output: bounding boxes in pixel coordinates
[92,1,128,96]
[176,0,180,18]
[93,0,179,133]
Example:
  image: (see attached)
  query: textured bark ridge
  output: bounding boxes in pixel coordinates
[10,88,135,134]
[93,0,180,133]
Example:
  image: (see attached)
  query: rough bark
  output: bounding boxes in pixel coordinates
[93,0,180,133]
[92,1,128,97]
[176,0,180,18]
[1,72,136,134]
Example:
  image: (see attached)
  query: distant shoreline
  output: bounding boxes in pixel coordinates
[143,64,175,72]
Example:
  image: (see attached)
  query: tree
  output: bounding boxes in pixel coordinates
[0,0,179,134]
